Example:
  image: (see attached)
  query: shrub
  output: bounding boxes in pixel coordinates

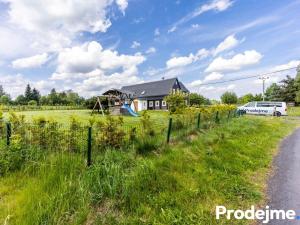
[28,100,38,106]
[140,111,155,137]
[96,116,126,150]
[164,91,187,114]
[221,91,238,104]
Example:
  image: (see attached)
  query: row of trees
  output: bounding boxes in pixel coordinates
[0,84,86,106]
[1,66,300,107]
[219,67,300,104]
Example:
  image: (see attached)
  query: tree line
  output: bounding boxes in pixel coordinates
[0,84,88,106]
[1,66,300,107]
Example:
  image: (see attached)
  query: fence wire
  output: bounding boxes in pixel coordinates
[0,109,239,167]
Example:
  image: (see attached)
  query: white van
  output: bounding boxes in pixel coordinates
[238,101,287,116]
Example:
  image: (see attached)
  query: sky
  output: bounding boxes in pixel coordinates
[0,0,299,99]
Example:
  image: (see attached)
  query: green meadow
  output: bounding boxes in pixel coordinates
[0,112,298,225]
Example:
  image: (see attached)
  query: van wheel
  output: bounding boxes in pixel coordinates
[275,111,281,117]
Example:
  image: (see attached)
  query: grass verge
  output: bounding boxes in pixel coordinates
[0,116,298,224]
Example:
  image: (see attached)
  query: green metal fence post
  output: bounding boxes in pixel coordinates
[6,122,11,146]
[197,113,201,129]
[167,117,173,144]
[215,111,220,124]
[87,127,92,167]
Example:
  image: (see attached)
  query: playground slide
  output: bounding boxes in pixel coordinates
[121,104,139,117]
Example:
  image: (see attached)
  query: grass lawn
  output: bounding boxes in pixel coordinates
[287,106,300,116]
[0,116,298,224]
[3,109,169,125]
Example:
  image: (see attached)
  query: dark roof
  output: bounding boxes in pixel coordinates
[179,81,189,92]
[121,77,189,98]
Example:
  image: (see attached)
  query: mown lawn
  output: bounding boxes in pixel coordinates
[287,106,300,116]
[0,116,298,224]
[3,109,169,125]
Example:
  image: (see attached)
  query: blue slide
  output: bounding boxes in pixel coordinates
[121,104,139,117]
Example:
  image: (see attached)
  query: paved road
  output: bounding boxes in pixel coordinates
[267,128,300,225]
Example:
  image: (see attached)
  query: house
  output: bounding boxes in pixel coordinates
[121,77,189,111]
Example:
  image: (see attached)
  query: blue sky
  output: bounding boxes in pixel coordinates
[0,0,299,99]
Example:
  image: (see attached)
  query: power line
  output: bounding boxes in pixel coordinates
[198,66,298,86]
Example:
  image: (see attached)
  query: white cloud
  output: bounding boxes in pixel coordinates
[170,0,233,31]
[12,53,49,69]
[189,80,203,87]
[1,0,129,58]
[4,0,126,34]
[146,47,156,54]
[273,60,300,71]
[116,0,129,15]
[204,72,224,81]
[131,41,141,49]
[205,50,263,72]
[168,26,177,33]
[154,28,160,36]
[191,24,201,29]
[52,41,146,79]
[49,41,146,96]
[227,84,235,90]
[213,35,240,56]
[166,48,209,69]
[166,54,194,69]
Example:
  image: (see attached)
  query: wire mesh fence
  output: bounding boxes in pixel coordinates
[0,109,240,168]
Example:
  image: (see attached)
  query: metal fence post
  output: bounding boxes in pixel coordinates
[6,122,11,146]
[197,113,201,129]
[87,127,92,167]
[215,111,220,124]
[167,117,173,144]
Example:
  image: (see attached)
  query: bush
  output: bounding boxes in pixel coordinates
[164,91,187,114]
[28,100,38,106]
[221,91,238,104]
[96,116,126,150]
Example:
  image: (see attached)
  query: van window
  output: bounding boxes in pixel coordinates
[257,102,271,107]
[257,102,282,107]
[245,102,255,107]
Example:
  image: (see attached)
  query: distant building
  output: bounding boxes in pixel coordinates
[121,77,189,111]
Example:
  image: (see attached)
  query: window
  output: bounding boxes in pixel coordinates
[149,101,153,107]
[155,101,160,107]
[245,102,255,107]
[162,101,166,106]
[256,102,282,107]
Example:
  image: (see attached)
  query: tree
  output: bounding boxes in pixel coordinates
[0,85,5,97]
[189,93,210,106]
[280,75,297,102]
[295,65,300,103]
[15,95,27,105]
[28,100,38,106]
[238,93,254,104]
[221,91,238,104]
[0,95,11,105]
[24,84,32,102]
[164,91,187,113]
[48,88,59,105]
[265,83,282,101]
[32,88,41,104]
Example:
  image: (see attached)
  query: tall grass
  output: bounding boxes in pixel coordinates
[0,116,297,224]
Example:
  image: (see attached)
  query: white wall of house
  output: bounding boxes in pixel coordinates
[130,100,147,112]
[138,100,147,111]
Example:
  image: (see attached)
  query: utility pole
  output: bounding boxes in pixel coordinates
[259,76,269,101]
